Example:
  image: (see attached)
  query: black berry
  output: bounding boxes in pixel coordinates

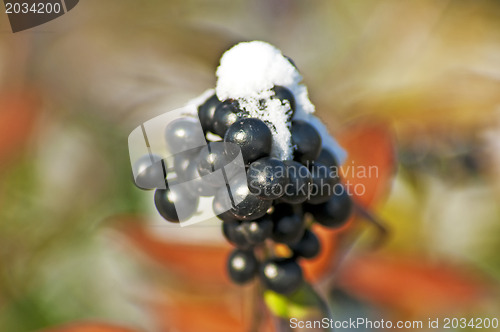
[132,154,166,190]
[225,118,273,164]
[165,117,205,155]
[271,213,305,245]
[290,229,320,259]
[184,159,218,196]
[307,161,339,205]
[291,120,322,165]
[222,220,252,250]
[308,186,353,228]
[247,157,288,200]
[213,99,241,137]
[173,147,202,182]
[241,215,273,244]
[154,184,199,222]
[198,94,220,133]
[280,160,312,204]
[197,142,238,187]
[315,148,338,170]
[227,249,258,284]
[227,173,273,221]
[213,188,237,222]
[260,258,303,295]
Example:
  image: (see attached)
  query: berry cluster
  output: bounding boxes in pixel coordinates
[132,72,352,296]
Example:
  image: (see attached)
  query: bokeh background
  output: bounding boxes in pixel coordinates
[1,0,500,331]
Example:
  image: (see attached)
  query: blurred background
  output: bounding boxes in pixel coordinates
[1,0,500,331]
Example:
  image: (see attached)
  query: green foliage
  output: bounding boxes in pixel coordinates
[263,283,326,320]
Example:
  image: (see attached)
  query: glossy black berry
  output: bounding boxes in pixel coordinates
[271,213,305,245]
[132,154,166,190]
[225,118,273,164]
[241,215,273,244]
[198,94,220,133]
[222,220,252,249]
[260,258,303,295]
[280,160,312,204]
[247,157,288,200]
[213,99,241,137]
[273,85,296,117]
[291,120,322,165]
[165,117,205,155]
[227,249,258,284]
[290,229,321,259]
[154,184,199,223]
[227,173,273,221]
[308,161,339,205]
[197,142,238,187]
[308,186,353,228]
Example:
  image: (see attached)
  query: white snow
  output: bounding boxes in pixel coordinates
[184,41,346,163]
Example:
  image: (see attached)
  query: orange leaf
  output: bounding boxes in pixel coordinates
[118,218,232,286]
[43,322,139,332]
[337,121,396,208]
[0,89,41,165]
[337,254,491,316]
[302,121,395,282]
[152,300,272,332]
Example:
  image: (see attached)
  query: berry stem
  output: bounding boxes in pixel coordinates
[352,202,389,249]
[248,281,264,332]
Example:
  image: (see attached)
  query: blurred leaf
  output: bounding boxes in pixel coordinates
[119,220,232,286]
[0,89,40,166]
[338,121,396,208]
[337,254,493,316]
[263,283,324,320]
[43,322,139,332]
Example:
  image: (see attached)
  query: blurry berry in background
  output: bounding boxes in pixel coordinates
[132,154,166,190]
[247,157,288,200]
[227,173,273,221]
[307,186,353,228]
[291,120,322,165]
[222,220,253,250]
[271,212,305,245]
[272,85,296,117]
[260,258,304,295]
[280,160,312,204]
[198,94,221,134]
[227,249,258,284]
[213,99,242,137]
[307,161,339,205]
[165,117,206,154]
[290,229,320,259]
[225,118,273,164]
[241,215,273,245]
[154,183,199,223]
